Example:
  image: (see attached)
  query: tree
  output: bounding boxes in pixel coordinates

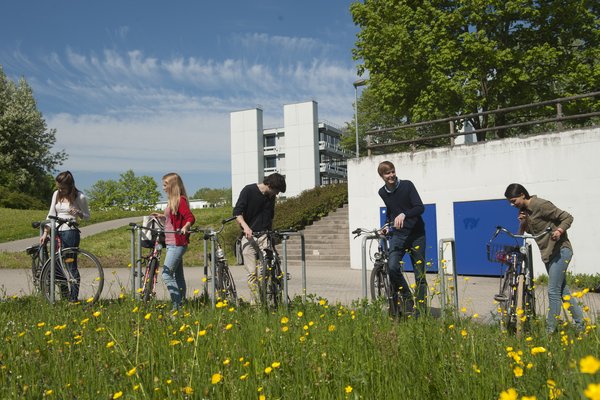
[87,170,160,211]
[192,187,232,207]
[350,0,600,145]
[0,65,66,201]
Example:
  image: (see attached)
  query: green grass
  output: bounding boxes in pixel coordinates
[0,208,150,243]
[0,296,598,399]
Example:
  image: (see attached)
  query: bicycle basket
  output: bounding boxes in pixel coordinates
[486,243,521,264]
[141,216,165,248]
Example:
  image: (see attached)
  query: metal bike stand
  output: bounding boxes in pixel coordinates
[136,228,143,296]
[210,233,217,309]
[202,235,210,304]
[129,225,136,296]
[49,219,56,304]
[360,234,379,299]
[438,238,459,316]
[280,232,306,304]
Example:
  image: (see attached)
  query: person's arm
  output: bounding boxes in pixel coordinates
[403,181,425,218]
[72,192,90,220]
[40,192,58,244]
[540,199,573,241]
[233,187,252,239]
[178,197,195,235]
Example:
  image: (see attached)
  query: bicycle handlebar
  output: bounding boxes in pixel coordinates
[491,225,552,241]
[352,223,390,239]
[127,222,181,234]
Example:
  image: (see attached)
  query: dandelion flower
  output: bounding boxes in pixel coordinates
[272,361,281,369]
[112,391,123,399]
[193,289,200,295]
[132,306,139,313]
[328,324,336,332]
[182,386,193,395]
[584,383,600,400]
[223,358,231,366]
[106,341,115,348]
[472,364,480,373]
[169,340,181,346]
[93,311,101,317]
[144,313,151,320]
[580,355,600,374]
[225,323,233,330]
[211,373,223,384]
[259,395,266,400]
[297,311,303,317]
[264,366,273,374]
[280,317,289,324]
[345,385,353,394]
[44,389,53,396]
[240,373,249,380]
[513,366,523,377]
[460,329,468,338]
[531,347,547,355]
[199,330,207,336]
[126,367,137,377]
[498,388,518,400]
[521,396,536,400]
[187,337,194,343]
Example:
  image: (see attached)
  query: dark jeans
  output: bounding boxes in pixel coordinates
[388,231,427,314]
[59,229,80,301]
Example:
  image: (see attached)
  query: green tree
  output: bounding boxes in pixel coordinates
[351,0,600,145]
[192,187,232,207]
[0,65,66,201]
[87,170,160,211]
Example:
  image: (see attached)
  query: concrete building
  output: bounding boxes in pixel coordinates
[230,101,351,204]
[155,199,209,211]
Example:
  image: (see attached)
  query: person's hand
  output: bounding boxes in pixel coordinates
[68,207,80,217]
[243,226,253,240]
[40,232,48,245]
[394,213,406,229]
[518,210,527,222]
[551,228,564,241]
[180,226,189,235]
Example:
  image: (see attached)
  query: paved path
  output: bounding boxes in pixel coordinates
[0,217,142,252]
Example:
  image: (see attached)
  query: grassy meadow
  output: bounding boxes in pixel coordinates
[0,295,599,399]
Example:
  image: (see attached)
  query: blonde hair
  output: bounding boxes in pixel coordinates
[162,173,188,214]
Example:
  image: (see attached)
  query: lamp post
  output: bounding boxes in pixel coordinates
[353,78,368,157]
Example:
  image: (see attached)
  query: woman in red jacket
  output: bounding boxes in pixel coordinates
[160,173,195,311]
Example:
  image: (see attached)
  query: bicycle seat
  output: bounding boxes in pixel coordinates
[494,293,508,302]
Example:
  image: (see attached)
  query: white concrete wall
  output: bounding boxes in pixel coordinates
[348,127,600,276]
[283,101,320,198]
[231,109,264,205]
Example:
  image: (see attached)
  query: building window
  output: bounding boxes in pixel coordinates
[264,156,277,169]
[264,135,276,148]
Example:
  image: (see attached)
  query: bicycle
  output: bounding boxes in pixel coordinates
[129,217,167,301]
[487,225,551,336]
[248,229,292,309]
[34,216,104,303]
[192,216,238,304]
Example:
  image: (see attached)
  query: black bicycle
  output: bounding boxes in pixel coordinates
[193,216,238,304]
[487,226,550,336]
[28,216,104,303]
[249,230,292,309]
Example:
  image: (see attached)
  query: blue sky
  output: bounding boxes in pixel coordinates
[1,1,361,195]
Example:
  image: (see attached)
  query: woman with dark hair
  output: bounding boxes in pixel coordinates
[504,183,584,333]
[40,171,90,301]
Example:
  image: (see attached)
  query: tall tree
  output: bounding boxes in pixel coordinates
[87,170,160,211]
[192,187,232,207]
[351,0,600,144]
[0,66,66,200]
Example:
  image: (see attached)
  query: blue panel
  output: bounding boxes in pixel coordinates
[453,199,520,276]
[379,205,438,273]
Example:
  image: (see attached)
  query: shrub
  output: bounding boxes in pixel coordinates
[0,186,46,209]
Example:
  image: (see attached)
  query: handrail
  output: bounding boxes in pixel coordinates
[365,91,600,154]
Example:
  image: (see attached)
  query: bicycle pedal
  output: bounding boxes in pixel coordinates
[494,294,508,302]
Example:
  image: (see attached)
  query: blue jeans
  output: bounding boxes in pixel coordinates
[59,229,80,301]
[545,247,584,332]
[162,245,187,309]
[388,231,427,313]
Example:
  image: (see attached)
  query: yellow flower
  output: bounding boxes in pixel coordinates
[144,313,151,320]
[259,395,266,400]
[225,323,233,330]
[198,330,207,336]
[345,385,353,394]
[182,386,193,395]
[44,389,53,396]
[126,367,137,377]
[580,355,600,374]
[112,391,123,399]
[169,340,181,346]
[584,383,600,400]
[282,326,289,332]
[223,358,231,366]
[202,277,207,282]
[297,311,303,317]
[498,388,518,400]
[132,306,139,313]
[264,366,273,374]
[521,396,537,400]
[280,316,289,324]
[106,341,115,348]
[193,289,200,295]
[531,347,547,355]
[187,337,194,343]
[461,307,467,313]
[472,364,481,373]
[216,301,225,308]
[448,324,455,329]
[93,311,101,317]
[240,373,249,380]
[460,329,468,338]
[513,366,523,378]
[211,373,223,384]
[328,324,336,332]
[319,299,327,306]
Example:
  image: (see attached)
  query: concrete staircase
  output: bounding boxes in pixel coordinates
[280,204,350,268]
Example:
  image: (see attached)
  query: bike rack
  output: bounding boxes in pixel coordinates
[360,234,381,299]
[127,225,145,297]
[438,238,459,316]
[280,231,306,305]
[47,219,57,304]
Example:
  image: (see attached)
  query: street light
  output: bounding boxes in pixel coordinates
[353,78,368,157]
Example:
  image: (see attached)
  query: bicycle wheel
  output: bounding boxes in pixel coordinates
[370,263,397,316]
[29,245,47,290]
[40,248,104,303]
[142,257,158,301]
[216,263,238,303]
[259,258,282,309]
[494,272,516,333]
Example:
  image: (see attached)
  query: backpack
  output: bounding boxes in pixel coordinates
[141,216,165,248]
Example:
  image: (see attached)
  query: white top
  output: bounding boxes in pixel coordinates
[46,190,90,231]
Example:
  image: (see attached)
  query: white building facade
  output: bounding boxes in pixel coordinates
[230,101,351,204]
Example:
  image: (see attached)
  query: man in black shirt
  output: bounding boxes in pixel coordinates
[233,173,286,298]
[377,161,427,316]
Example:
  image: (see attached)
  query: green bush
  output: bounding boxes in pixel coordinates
[0,186,46,210]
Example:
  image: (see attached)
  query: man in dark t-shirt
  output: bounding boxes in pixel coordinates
[377,161,427,316]
[233,173,286,298]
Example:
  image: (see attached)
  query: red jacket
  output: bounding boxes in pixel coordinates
[166,196,196,246]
